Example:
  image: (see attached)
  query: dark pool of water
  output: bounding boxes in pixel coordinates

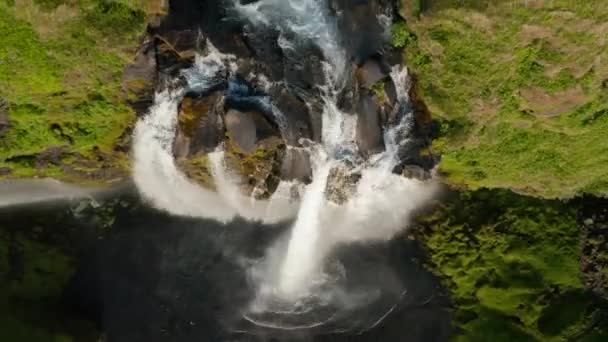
[1,191,451,341]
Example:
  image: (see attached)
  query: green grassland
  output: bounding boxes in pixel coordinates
[419,190,608,341]
[0,0,156,182]
[398,0,608,198]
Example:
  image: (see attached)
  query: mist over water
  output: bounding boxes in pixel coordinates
[131,0,437,333]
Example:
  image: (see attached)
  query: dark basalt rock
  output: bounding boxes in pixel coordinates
[330,0,392,62]
[271,88,314,145]
[280,147,312,183]
[174,92,225,158]
[355,90,385,155]
[224,109,259,153]
[241,24,285,82]
[123,39,157,117]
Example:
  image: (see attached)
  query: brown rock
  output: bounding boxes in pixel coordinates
[325,163,361,205]
[356,91,384,155]
[281,147,312,183]
[122,37,157,117]
[175,92,224,157]
[356,59,387,89]
[224,109,258,154]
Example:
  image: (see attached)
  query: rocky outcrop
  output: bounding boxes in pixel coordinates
[579,198,608,299]
[281,147,312,183]
[0,97,9,136]
[225,109,258,153]
[174,92,224,158]
[122,0,435,198]
[122,37,157,117]
[325,164,361,204]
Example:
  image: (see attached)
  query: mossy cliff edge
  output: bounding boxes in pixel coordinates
[395,1,608,340]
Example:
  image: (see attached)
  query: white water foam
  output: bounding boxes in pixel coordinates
[232,1,437,304]
[132,0,438,329]
[233,0,346,77]
[132,43,299,224]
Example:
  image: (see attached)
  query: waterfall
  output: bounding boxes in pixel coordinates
[132,0,437,326]
[132,43,299,224]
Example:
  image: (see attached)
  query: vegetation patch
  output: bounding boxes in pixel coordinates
[0,0,149,182]
[418,189,607,341]
[398,0,608,198]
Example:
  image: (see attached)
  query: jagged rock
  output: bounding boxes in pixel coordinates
[242,24,284,82]
[282,38,326,92]
[329,0,388,61]
[280,147,312,183]
[271,88,313,145]
[325,163,361,205]
[174,92,224,157]
[356,90,384,155]
[122,37,157,117]
[158,29,201,62]
[401,165,432,181]
[356,58,387,89]
[155,34,196,75]
[0,97,9,136]
[35,146,71,168]
[225,109,259,154]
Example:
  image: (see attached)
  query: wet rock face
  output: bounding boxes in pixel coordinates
[174,92,225,158]
[325,163,361,204]
[124,0,436,193]
[225,109,258,153]
[281,147,313,183]
[356,90,385,155]
[330,0,393,61]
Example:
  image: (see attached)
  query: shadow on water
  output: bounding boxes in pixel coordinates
[1,189,451,341]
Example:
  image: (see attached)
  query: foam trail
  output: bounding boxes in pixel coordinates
[133,90,238,222]
[133,44,299,224]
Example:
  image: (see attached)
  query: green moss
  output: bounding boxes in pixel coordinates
[371,80,388,104]
[0,0,146,181]
[0,230,97,341]
[420,190,596,340]
[404,0,608,198]
[391,20,416,48]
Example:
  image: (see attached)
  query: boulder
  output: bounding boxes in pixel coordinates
[401,165,432,181]
[356,58,387,89]
[157,29,201,62]
[174,92,224,157]
[355,91,384,155]
[329,0,388,61]
[122,37,157,117]
[271,88,313,145]
[280,147,312,183]
[224,109,258,154]
[0,97,9,136]
[154,36,194,77]
[325,163,361,205]
[242,24,284,82]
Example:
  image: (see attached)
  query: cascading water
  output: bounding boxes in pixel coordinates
[132,42,299,224]
[132,0,437,333]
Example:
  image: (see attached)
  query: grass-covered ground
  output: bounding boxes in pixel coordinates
[398,0,608,198]
[0,0,158,182]
[419,190,608,341]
